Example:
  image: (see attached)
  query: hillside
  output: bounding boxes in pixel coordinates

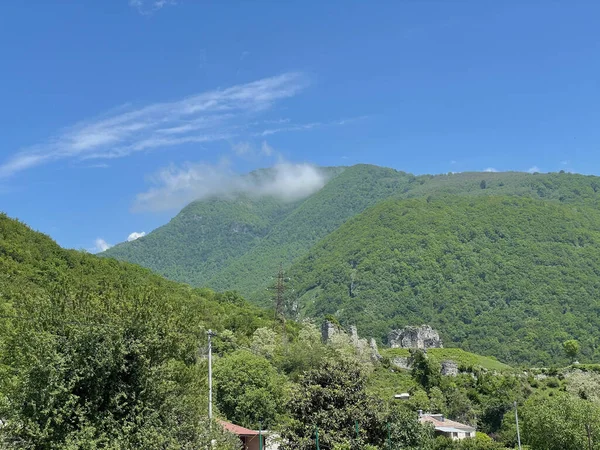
[104,164,415,298]
[4,212,600,450]
[0,213,273,447]
[104,167,600,304]
[289,196,600,366]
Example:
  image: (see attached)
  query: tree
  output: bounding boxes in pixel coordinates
[280,356,434,449]
[280,357,386,449]
[520,392,600,450]
[563,339,580,362]
[480,180,487,189]
[214,349,285,429]
[411,350,441,391]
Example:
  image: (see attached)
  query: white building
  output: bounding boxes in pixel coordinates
[419,412,476,440]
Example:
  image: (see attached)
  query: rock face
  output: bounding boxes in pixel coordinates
[391,357,411,370]
[321,321,382,361]
[370,338,382,361]
[388,325,443,349]
[321,320,338,343]
[441,360,459,376]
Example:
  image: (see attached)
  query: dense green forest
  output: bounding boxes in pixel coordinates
[5,213,600,449]
[104,165,600,303]
[103,164,413,298]
[104,165,600,365]
[291,196,600,366]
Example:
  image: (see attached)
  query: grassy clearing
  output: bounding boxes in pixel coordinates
[380,347,511,371]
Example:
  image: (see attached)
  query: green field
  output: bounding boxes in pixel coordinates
[381,347,512,371]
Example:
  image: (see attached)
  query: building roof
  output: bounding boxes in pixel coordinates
[219,419,260,436]
[419,414,476,432]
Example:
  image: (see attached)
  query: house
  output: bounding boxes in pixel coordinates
[418,412,476,440]
[219,420,280,450]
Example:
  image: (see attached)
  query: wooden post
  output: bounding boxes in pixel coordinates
[586,423,593,450]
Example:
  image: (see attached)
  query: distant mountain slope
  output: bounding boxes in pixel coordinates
[289,196,600,366]
[104,164,416,297]
[104,196,297,286]
[206,164,414,298]
[105,167,600,298]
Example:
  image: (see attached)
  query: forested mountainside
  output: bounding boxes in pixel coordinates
[289,196,600,366]
[7,212,600,450]
[103,164,412,297]
[104,166,600,304]
[101,166,600,365]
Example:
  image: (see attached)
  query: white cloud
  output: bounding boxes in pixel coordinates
[130,0,176,15]
[94,238,112,252]
[231,140,277,158]
[261,141,274,156]
[233,141,253,156]
[127,231,146,241]
[133,160,328,212]
[257,117,364,137]
[0,73,307,178]
[527,166,541,174]
[483,167,498,172]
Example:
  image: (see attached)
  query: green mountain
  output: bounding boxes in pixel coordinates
[289,195,600,366]
[104,164,415,299]
[101,165,600,364]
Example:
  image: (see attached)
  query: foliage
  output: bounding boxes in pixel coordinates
[381,348,511,372]
[519,391,600,450]
[213,349,286,429]
[291,196,600,365]
[280,356,433,450]
[411,350,442,391]
[563,339,580,362]
[0,214,268,448]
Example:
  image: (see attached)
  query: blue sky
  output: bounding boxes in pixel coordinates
[1,1,599,251]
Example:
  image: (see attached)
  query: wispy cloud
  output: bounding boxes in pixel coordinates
[130,0,177,15]
[127,231,146,241]
[0,73,308,178]
[133,157,328,212]
[527,166,541,174]
[257,117,365,137]
[94,238,112,253]
[484,167,498,172]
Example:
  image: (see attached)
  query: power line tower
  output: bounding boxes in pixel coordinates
[273,263,287,322]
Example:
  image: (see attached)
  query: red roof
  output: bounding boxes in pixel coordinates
[219,419,259,436]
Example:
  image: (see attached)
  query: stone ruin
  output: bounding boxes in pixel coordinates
[388,325,443,349]
[320,321,461,376]
[321,320,382,361]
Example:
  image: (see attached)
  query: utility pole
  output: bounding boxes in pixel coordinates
[514,401,522,450]
[208,329,216,420]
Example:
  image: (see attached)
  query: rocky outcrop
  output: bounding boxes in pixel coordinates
[388,325,443,349]
[441,360,459,376]
[321,320,338,343]
[321,321,381,361]
[370,338,382,361]
[391,356,411,370]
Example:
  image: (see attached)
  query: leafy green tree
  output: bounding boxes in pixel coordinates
[520,392,600,450]
[280,357,387,449]
[563,339,580,362]
[411,350,442,391]
[214,349,285,429]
